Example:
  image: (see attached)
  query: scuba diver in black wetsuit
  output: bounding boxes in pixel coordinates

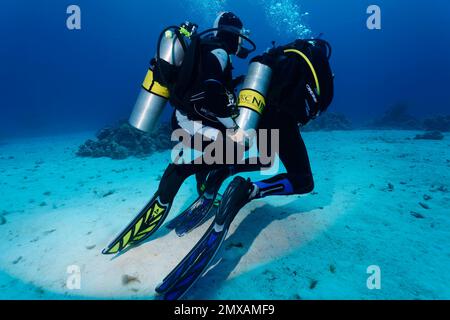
[103,12,257,255]
[214,38,334,215]
[155,38,335,300]
[224,39,334,210]
[222,39,334,201]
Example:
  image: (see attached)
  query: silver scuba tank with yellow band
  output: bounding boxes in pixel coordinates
[235,43,324,131]
[129,22,197,132]
[235,61,273,131]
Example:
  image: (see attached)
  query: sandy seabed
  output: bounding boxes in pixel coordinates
[0,130,449,299]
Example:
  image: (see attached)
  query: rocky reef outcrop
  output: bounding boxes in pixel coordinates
[422,115,450,132]
[76,121,173,159]
[366,104,422,130]
[302,112,352,131]
[414,131,444,141]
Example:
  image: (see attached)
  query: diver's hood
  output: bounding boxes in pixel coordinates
[212,12,254,58]
[203,25,255,59]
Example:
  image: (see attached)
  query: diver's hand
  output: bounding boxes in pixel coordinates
[228,127,253,150]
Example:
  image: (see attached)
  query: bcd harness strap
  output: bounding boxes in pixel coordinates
[283,49,321,96]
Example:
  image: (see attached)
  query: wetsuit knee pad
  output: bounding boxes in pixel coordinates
[287,172,314,194]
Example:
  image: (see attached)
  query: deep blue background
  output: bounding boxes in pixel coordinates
[1,0,449,137]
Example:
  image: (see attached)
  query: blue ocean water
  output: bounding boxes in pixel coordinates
[1,0,449,138]
[1,1,450,301]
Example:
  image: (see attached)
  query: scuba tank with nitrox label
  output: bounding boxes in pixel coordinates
[235,60,273,132]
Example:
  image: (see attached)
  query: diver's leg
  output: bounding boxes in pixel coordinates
[169,164,229,235]
[201,125,274,197]
[172,132,264,234]
[250,112,314,199]
[217,113,314,219]
[195,171,209,195]
[157,163,200,204]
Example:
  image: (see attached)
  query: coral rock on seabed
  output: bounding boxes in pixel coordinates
[414,131,444,141]
[367,104,422,130]
[423,115,450,132]
[122,274,140,285]
[302,112,352,131]
[76,121,173,159]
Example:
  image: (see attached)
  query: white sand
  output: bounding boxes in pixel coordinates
[0,130,449,299]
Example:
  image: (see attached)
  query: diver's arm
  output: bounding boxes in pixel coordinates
[217,117,236,129]
[197,49,235,119]
[204,50,244,129]
[208,50,250,147]
[193,48,251,147]
[204,48,229,79]
[216,116,252,149]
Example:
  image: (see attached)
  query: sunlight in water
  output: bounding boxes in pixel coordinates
[185,0,228,23]
[264,0,312,38]
[185,0,312,37]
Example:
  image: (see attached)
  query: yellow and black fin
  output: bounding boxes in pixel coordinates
[102,195,170,255]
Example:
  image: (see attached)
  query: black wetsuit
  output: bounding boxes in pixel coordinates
[247,50,316,198]
[196,108,314,199]
[200,50,316,199]
[158,41,315,204]
[251,109,314,196]
[157,38,242,204]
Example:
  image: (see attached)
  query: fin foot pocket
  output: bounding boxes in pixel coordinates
[175,195,216,236]
[166,193,222,235]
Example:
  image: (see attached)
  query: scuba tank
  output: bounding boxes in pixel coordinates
[129,22,198,132]
[235,61,273,131]
[129,21,257,132]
